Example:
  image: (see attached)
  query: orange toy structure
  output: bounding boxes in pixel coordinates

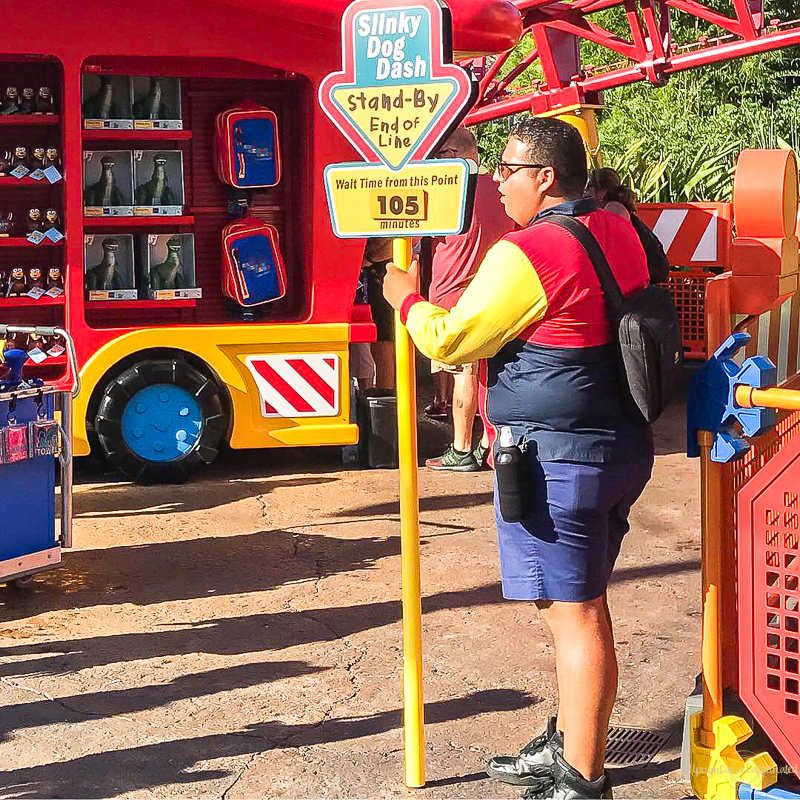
[687,149,800,800]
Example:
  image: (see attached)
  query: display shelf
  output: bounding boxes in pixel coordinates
[0,115,60,126]
[83,215,195,228]
[87,299,196,309]
[82,129,192,141]
[0,176,62,187]
[27,356,67,368]
[0,237,63,247]
[0,295,65,307]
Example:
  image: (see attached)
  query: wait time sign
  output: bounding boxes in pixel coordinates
[319,0,478,237]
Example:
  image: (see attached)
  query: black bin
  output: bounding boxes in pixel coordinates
[356,389,398,468]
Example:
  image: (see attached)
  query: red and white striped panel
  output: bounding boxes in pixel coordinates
[637,203,731,269]
[245,354,340,418]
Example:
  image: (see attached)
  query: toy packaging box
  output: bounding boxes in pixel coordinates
[139,233,200,300]
[131,77,182,130]
[222,216,286,307]
[84,234,137,300]
[133,150,185,215]
[215,101,281,189]
[81,75,133,129]
[83,150,134,216]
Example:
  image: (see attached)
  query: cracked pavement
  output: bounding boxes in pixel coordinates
[0,399,700,799]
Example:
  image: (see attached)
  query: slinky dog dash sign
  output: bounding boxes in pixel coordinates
[319,0,477,237]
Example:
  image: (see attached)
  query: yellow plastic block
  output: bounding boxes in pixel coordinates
[690,713,777,800]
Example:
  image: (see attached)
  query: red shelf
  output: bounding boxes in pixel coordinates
[0,295,65,307]
[83,215,194,228]
[0,237,63,247]
[0,115,59,126]
[0,176,62,187]
[29,356,67,368]
[82,128,191,141]
[87,299,196,309]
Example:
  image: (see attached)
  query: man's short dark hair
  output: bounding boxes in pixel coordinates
[510,117,588,199]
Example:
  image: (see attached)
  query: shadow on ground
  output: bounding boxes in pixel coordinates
[0,689,536,799]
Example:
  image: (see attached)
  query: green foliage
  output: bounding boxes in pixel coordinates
[598,63,800,202]
[475,119,511,170]
[472,1,800,201]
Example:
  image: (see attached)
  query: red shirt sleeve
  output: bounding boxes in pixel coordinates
[400,292,425,325]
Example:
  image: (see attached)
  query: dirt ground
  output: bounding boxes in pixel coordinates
[0,394,700,800]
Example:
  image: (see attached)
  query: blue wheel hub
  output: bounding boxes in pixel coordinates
[121,384,203,462]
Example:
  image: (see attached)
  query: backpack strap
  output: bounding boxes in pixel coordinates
[542,214,625,320]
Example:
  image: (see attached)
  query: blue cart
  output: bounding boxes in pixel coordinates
[0,325,79,588]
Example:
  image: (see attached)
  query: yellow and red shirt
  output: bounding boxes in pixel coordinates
[400,198,653,463]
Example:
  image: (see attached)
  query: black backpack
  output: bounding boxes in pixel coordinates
[545,214,683,424]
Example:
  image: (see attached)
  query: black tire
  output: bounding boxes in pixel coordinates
[94,359,227,484]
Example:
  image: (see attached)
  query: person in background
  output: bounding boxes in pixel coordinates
[586,167,671,284]
[362,237,396,389]
[424,127,513,471]
[383,117,654,800]
[349,266,376,391]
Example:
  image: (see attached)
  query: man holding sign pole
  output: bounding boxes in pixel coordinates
[383,116,654,800]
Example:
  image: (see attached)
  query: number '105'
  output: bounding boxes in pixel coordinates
[376,195,419,216]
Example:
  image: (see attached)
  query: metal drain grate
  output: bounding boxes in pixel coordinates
[604,726,670,766]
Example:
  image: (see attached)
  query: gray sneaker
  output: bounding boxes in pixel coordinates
[522,751,612,799]
[486,717,564,786]
[473,442,489,469]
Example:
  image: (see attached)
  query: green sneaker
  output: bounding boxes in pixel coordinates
[473,442,489,469]
[425,445,479,472]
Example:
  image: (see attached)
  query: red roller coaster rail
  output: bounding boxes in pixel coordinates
[464,1,800,124]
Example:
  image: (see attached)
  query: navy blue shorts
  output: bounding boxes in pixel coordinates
[494,454,653,602]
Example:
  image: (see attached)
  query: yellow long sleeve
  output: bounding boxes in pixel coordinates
[403,239,548,364]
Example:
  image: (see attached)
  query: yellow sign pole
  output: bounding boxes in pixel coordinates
[318,1,477,786]
[392,235,426,788]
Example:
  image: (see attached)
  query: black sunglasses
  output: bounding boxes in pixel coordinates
[496,161,548,181]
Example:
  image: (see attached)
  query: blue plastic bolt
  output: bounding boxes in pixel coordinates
[739,783,800,799]
[687,332,778,463]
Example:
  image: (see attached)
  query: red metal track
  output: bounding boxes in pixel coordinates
[464,1,800,124]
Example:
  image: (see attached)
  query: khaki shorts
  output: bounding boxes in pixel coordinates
[430,359,477,375]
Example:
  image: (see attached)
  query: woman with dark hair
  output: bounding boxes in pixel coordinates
[587,168,670,284]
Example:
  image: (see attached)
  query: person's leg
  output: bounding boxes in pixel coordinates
[537,596,617,783]
[452,369,477,453]
[371,341,395,389]
[488,458,651,792]
[425,362,451,419]
[350,343,375,391]
[540,460,652,783]
[433,370,452,408]
[366,262,395,389]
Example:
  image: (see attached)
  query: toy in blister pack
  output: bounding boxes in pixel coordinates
[1,414,29,463]
[28,419,59,458]
[28,394,59,458]
[222,215,287,307]
[2,425,29,462]
[214,100,281,189]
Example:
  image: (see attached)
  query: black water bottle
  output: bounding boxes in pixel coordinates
[495,426,524,523]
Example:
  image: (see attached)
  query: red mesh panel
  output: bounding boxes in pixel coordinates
[738,430,800,775]
[736,332,800,777]
[668,269,711,360]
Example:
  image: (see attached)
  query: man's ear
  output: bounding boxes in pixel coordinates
[538,166,558,194]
